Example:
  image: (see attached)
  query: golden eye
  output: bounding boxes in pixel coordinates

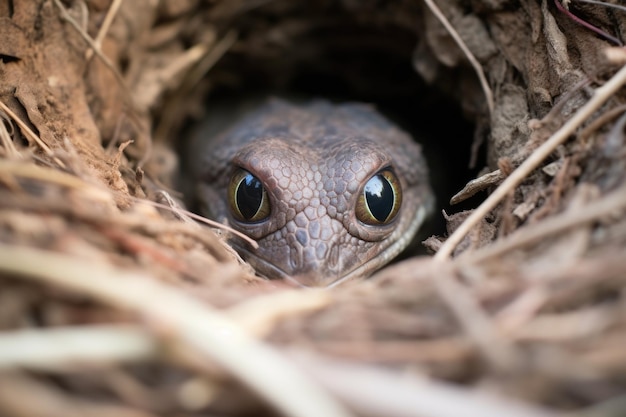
[356,169,402,225]
[228,169,271,222]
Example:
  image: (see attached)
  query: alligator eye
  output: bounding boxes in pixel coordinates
[356,169,402,225]
[228,169,271,222]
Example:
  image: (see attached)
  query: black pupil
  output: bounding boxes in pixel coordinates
[236,173,264,220]
[364,174,394,222]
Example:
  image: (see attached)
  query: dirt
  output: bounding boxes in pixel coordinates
[0,1,625,416]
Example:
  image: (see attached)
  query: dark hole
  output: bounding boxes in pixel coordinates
[0,54,20,64]
[180,17,484,254]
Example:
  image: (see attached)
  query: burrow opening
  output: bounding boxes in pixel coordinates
[180,11,484,250]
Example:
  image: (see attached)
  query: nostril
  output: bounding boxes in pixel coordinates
[328,243,340,270]
[289,243,303,270]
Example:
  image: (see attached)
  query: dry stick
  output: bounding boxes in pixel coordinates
[0,373,160,417]
[0,325,558,417]
[576,0,626,13]
[421,0,494,116]
[0,160,259,248]
[86,0,123,61]
[0,160,111,200]
[431,264,520,371]
[53,0,127,90]
[579,103,626,140]
[509,303,617,342]
[450,169,504,205]
[0,245,353,417]
[555,0,622,46]
[0,113,21,159]
[0,325,157,371]
[227,289,332,338]
[0,286,332,369]
[180,31,238,92]
[434,63,626,261]
[0,100,65,168]
[0,376,139,417]
[290,353,561,417]
[131,197,259,248]
[153,30,238,143]
[463,185,626,265]
[112,208,257,254]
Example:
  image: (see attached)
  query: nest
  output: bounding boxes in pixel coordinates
[1,1,626,416]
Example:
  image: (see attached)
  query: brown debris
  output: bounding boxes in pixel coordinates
[1,0,626,417]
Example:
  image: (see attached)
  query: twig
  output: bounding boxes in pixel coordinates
[0,160,259,250]
[430,263,521,371]
[180,30,238,93]
[106,212,241,259]
[0,111,21,159]
[53,0,128,91]
[0,291,329,368]
[0,291,331,370]
[0,188,242,265]
[0,245,353,417]
[575,0,626,13]
[227,289,332,337]
[496,287,550,335]
[421,0,494,115]
[435,63,626,260]
[131,196,259,249]
[290,353,562,417]
[316,338,473,363]
[460,185,626,265]
[0,324,561,417]
[450,169,504,205]
[510,304,617,342]
[579,103,626,140]
[0,99,65,168]
[86,0,123,60]
[0,373,159,417]
[154,30,238,143]
[555,0,622,46]
[0,325,157,371]
[0,160,110,200]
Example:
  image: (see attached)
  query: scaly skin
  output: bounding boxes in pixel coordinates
[192,99,433,287]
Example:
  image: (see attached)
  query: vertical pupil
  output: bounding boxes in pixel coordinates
[364,174,394,222]
[236,173,263,220]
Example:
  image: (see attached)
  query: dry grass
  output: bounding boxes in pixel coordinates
[0,1,625,416]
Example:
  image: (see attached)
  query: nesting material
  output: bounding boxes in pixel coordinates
[1,1,626,416]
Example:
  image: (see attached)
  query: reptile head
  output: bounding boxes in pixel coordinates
[193,99,433,287]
